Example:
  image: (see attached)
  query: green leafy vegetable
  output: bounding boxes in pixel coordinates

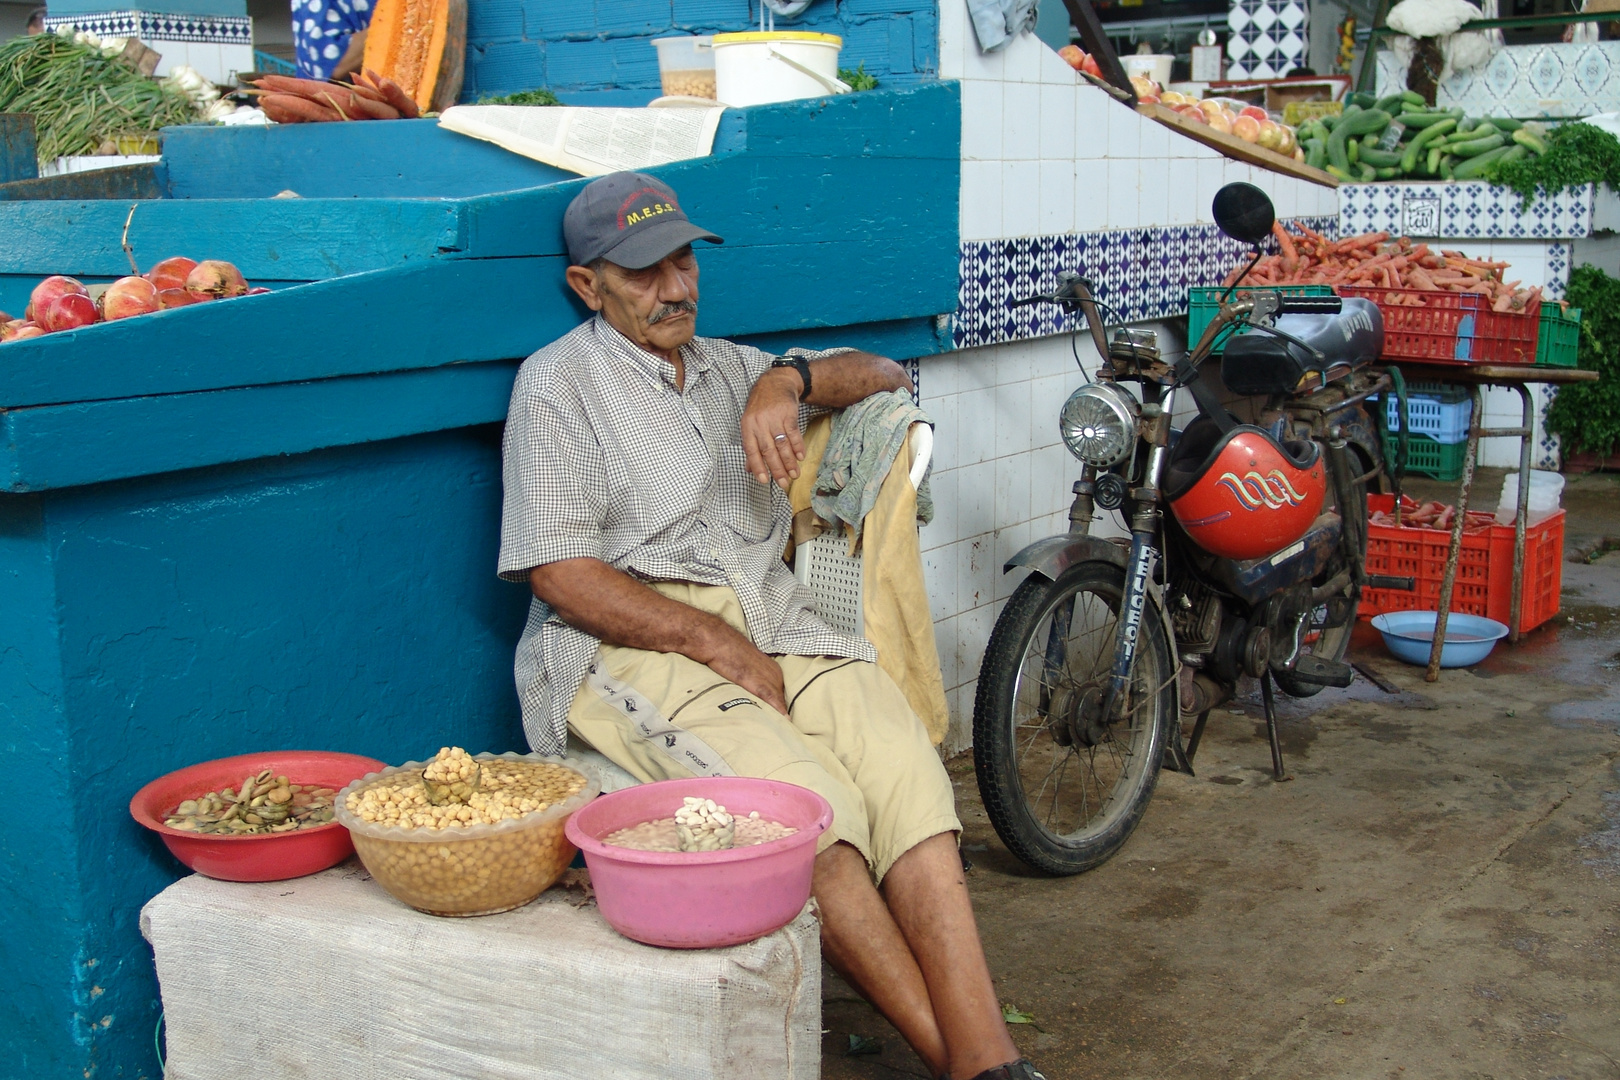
[1546,266,1620,460]
[475,88,561,106]
[838,63,879,91]
[1487,121,1620,210]
[0,33,197,166]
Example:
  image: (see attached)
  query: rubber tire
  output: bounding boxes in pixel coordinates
[1273,451,1368,698]
[972,561,1176,876]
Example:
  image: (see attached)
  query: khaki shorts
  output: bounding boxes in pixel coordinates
[567,582,960,882]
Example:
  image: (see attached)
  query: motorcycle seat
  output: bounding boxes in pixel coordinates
[1220,296,1384,397]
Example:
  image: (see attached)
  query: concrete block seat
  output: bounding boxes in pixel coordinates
[142,866,821,1080]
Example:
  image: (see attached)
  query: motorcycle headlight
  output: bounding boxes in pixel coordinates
[1059,383,1139,468]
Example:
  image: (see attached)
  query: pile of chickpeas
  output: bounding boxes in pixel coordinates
[660,70,717,99]
[342,749,592,916]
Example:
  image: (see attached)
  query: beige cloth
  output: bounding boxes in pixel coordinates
[788,417,950,745]
[567,582,960,882]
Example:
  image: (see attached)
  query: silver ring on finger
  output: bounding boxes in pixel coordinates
[773,433,788,442]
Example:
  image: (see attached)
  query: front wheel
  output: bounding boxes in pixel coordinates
[972,561,1177,876]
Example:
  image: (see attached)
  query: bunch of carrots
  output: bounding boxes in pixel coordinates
[1369,495,1495,532]
[1223,223,1547,314]
[248,69,421,124]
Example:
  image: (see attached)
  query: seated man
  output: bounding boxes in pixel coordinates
[498,171,1044,1080]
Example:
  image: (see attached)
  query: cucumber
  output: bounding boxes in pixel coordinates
[1448,131,1505,156]
[1401,89,1426,105]
[1512,127,1547,154]
[1490,116,1522,132]
[1452,144,1514,179]
[1458,116,1480,134]
[1325,164,1355,181]
[1358,145,1405,167]
[1375,92,1406,113]
[1304,137,1327,171]
[1496,144,1529,166]
[1357,162,1376,182]
[1347,91,1377,109]
[1439,156,1455,181]
[1427,145,1443,174]
[1375,166,1400,179]
[1348,139,1360,165]
[1400,118,1457,171]
[1341,108,1392,135]
[1399,110,1457,128]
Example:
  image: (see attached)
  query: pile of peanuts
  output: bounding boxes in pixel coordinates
[166,769,337,835]
[343,749,591,916]
[345,749,586,830]
[660,70,717,99]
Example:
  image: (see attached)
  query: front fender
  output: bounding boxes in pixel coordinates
[1005,533,1130,581]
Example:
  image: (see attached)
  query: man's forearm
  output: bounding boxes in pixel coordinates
[800,350,912,409]
[529,557,734,661]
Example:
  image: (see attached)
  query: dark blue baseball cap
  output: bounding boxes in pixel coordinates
[563,171,724,270]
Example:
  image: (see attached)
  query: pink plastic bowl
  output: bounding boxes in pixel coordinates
[566,777,832,949]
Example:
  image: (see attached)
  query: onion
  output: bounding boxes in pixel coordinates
[157,288,199,309]
[38,292,101,332]
[100,276,161,320]
[30,275,89,318]
[145,256,198,291]
[185,260,248,299]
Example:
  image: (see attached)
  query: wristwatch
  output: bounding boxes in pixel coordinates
[770,356,812,400]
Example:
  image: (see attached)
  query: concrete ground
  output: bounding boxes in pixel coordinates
[822,468,1620,1080]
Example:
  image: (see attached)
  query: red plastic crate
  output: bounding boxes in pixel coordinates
[1359,493,1564,634]
[1338,286,1541,365]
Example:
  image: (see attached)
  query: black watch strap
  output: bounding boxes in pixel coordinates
[770,356,811,400]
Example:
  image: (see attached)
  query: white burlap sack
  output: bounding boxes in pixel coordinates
[141,862,820,1079]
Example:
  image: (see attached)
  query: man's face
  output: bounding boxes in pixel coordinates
[565,246,700,361]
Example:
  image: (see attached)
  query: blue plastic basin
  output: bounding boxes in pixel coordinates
[1370,611,1510,668]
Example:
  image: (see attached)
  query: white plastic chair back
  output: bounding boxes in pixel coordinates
[792,422,932,637]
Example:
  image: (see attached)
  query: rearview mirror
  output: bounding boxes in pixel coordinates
[1212,182,1276,247]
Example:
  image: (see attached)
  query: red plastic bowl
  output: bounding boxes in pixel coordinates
[130,751,386,882]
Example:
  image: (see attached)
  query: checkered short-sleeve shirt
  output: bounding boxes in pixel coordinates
[498,315,875,755]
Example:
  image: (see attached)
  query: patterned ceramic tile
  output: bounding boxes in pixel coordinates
[1374,42,1620,118]
[45,10,252,44]
[952,216,1339,349]
[1228,0,1308,79]
[1339,181,1594,239]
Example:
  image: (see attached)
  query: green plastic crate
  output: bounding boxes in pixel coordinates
[1187,285,1337,353]
[1535,305,1581,367]
[1382,431,1468,482]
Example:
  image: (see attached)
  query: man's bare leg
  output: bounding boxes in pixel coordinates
[813,836,1020,1079]
[814,841,950,1077]
[881,832,1020,1079]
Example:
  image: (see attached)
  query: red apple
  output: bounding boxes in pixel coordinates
[145,256,199,291]
[185,260,248,300]
[99,276,161,320]
[30,275,88,318]
[38,292,100,332]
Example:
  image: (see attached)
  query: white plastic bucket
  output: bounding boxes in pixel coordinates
[1494,469,1565,525]
[651,36,716,100]
[1121,53,1174,87]
[712,31,846,107]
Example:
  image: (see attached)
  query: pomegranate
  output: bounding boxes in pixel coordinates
[30,275,89,318]
[184,260,248,300]
[1,317,29,340]
[99,276,161,320]
[38,292,100,333]
[1232,114,1262,143]
[246,286,272,295]
[157,288,199,309]
[2,322,45,342]
[1058,45,1086,71]
[145,256,198,291]
[1240,105,1269,122]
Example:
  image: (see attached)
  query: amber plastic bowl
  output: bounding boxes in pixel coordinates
[130,750,386,882]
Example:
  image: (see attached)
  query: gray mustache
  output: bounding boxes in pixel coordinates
[647,300,698,325]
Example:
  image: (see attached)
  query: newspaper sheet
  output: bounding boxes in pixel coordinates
[437,105,727,177]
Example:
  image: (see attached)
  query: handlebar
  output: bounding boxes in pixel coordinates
[1276,295,1343,316]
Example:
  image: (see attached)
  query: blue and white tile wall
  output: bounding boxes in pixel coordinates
[928,0,1340,749]
[1375,43,1620,118]
[45,10,254,82]
[1226,0,1308,79]
[1338,180,1595,240]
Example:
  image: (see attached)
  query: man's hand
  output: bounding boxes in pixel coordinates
[697,629,790,716]
[742,367,805,489]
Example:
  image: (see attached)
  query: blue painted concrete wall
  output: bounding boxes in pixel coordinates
[463,0,940,104]
[0,82,959,1079]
